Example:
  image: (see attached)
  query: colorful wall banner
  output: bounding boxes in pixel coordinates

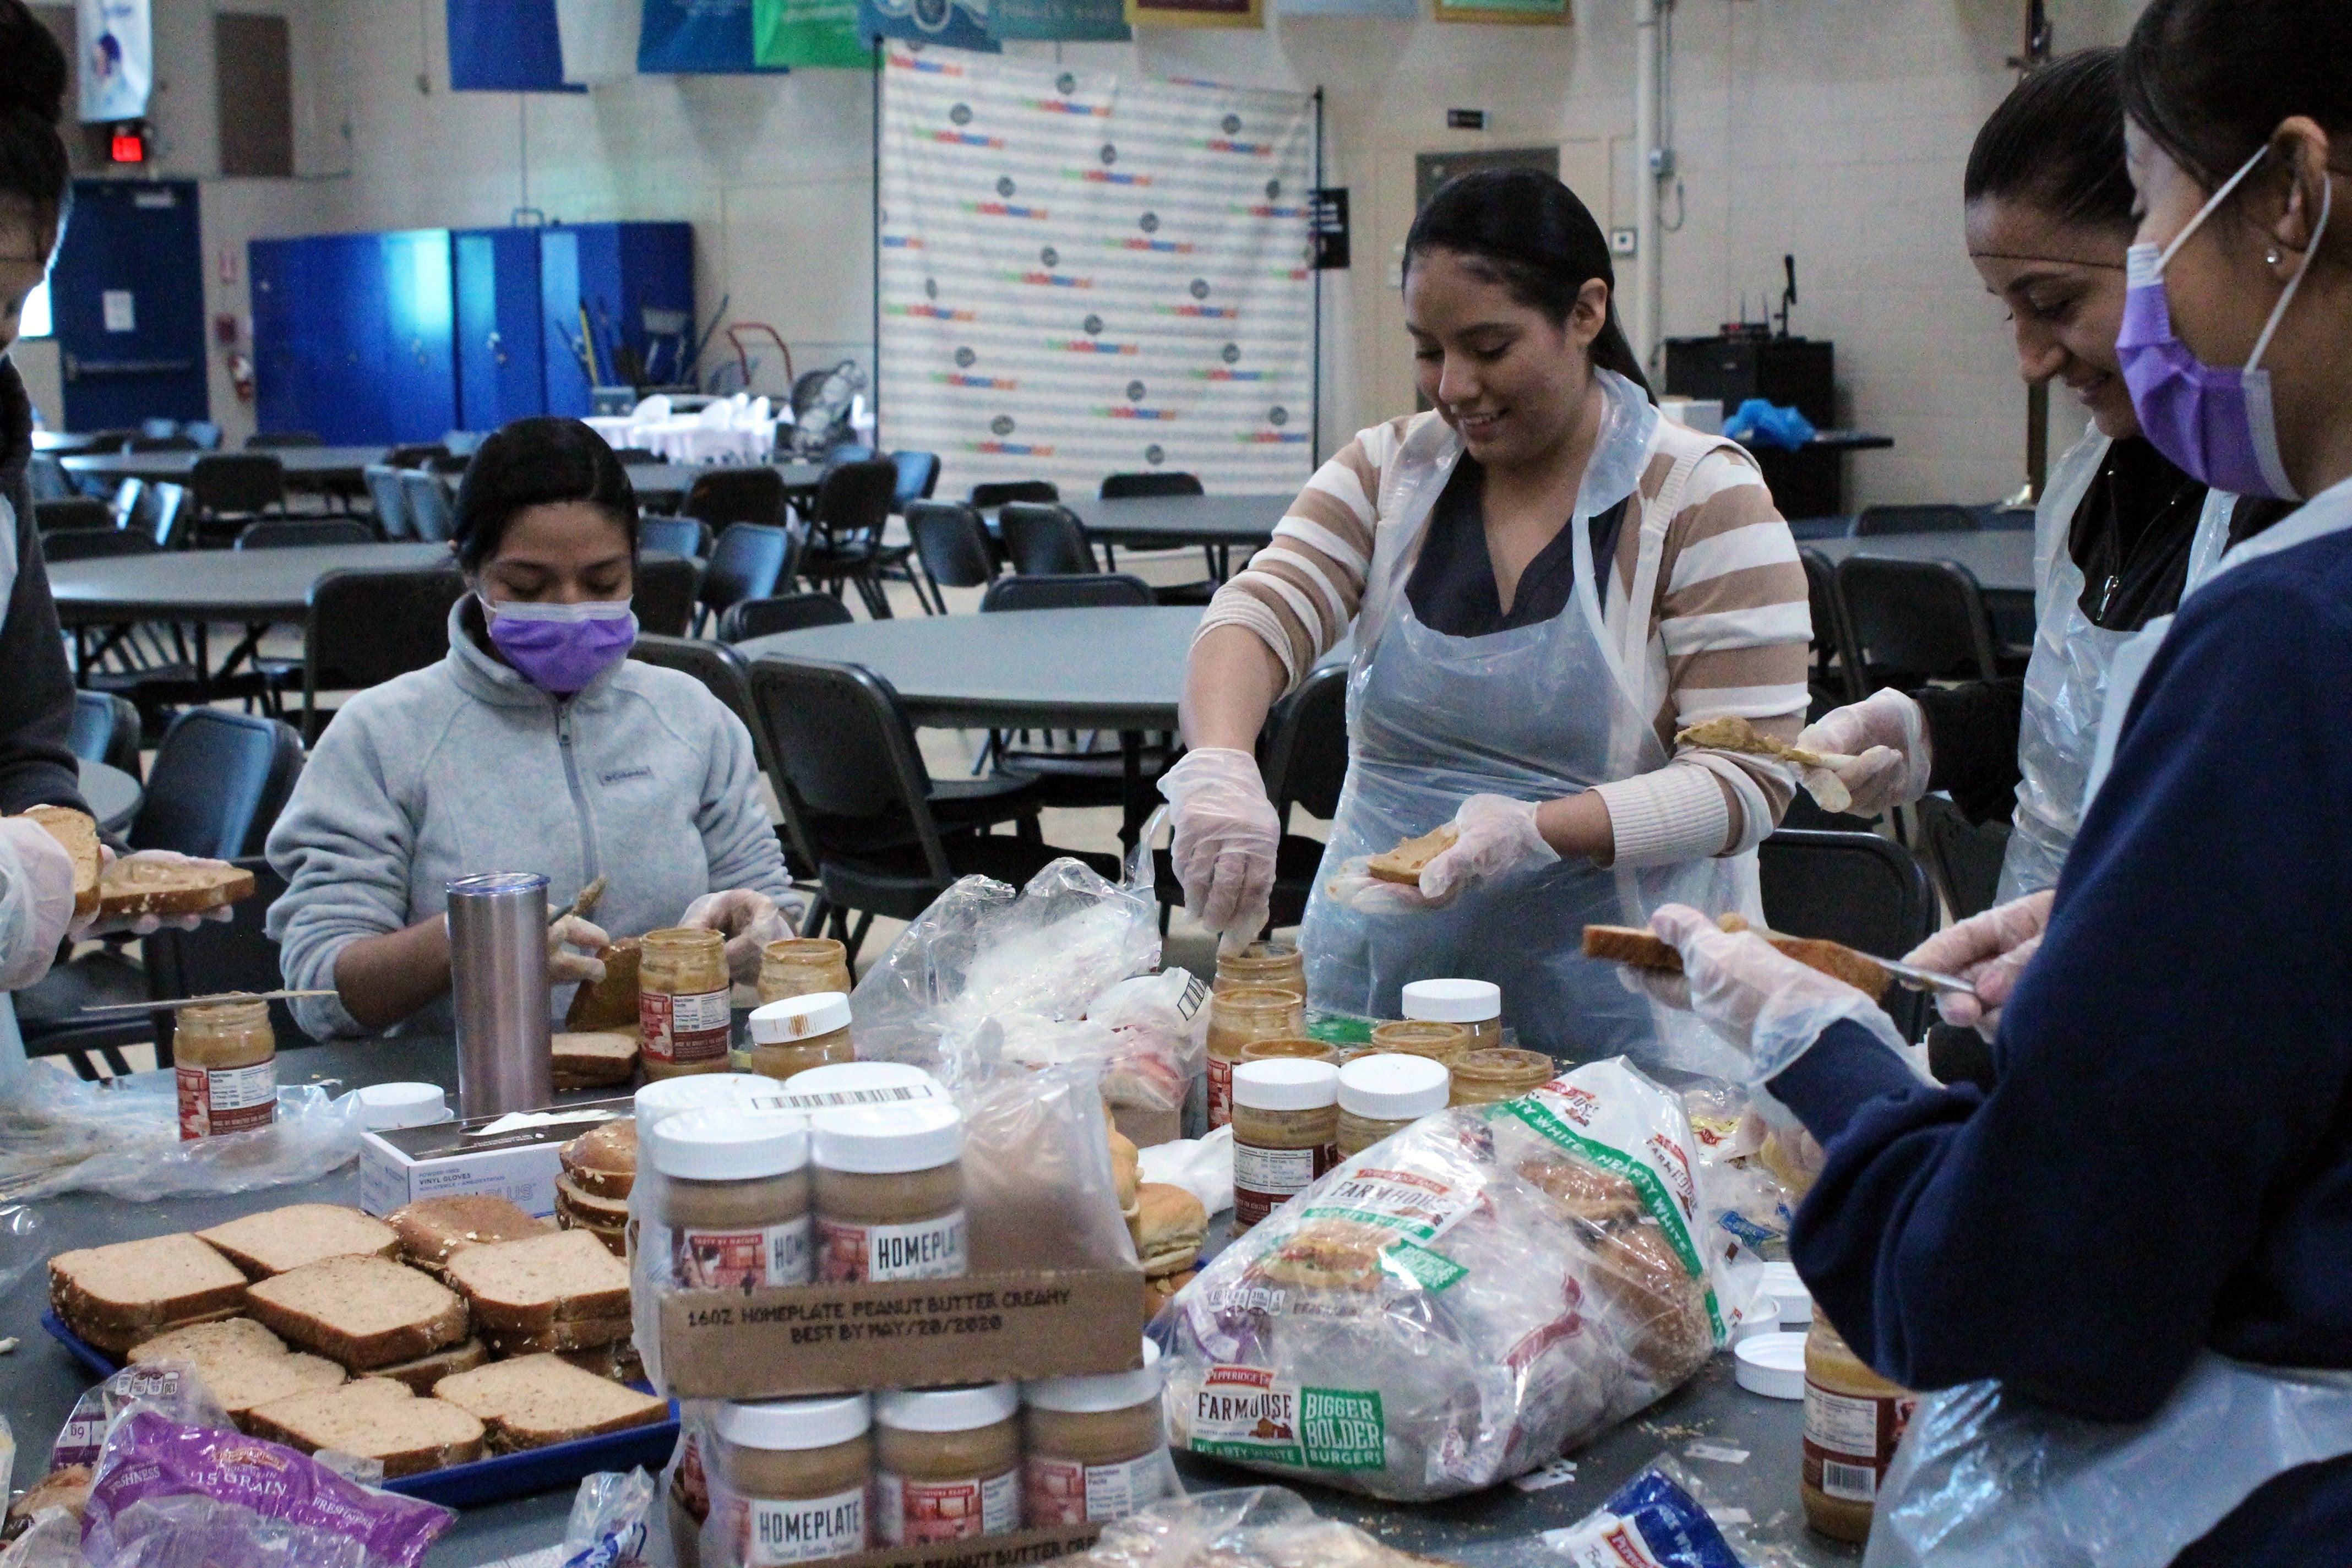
[857,0,998,54]
[448,0,584,92]
[878,48,1315,499]
[987,0,1129,41]
[74,0,150,122]
[753,0,874,66]
[1433,0,1567,22]
[557,0,645,83]
[1123,0,1260,26]
[637,0,786,72]
[1275,0,1413,15]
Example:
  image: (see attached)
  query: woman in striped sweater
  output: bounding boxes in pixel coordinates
[1161,168,1812,1068]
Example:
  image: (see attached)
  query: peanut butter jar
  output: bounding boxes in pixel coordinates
[756,938,852,1005]
[1335,1054,1451,1158]
[744,992,855,1084]
[650,1109,814,1289]
[874,1383,1021,1546]
[1448,1048,1555,1106]
[1022,1340,1168,1526]
[1206,986,1306,1131]
[1212,940,1303,998]
[175,997,277,1141]
[811,1102,967,1283]
[641,927,734,1080]
[1231,1058,1339,1231]
[711,1395,872,1566]
[1400,978,1504,1051]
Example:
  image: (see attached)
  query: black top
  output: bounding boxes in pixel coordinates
[1405,456,1630,637]
[0,361,90,819]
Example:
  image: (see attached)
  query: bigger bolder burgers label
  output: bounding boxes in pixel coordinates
[1190,1365,1384,1472]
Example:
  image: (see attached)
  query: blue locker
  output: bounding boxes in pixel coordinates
[455,228,546,430]
[248,230,456,444]
[540,223,694,417]
[380,230,458,441]
[51,180,209,430]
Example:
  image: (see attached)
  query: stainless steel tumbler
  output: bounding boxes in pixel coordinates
[447,872,553,1118]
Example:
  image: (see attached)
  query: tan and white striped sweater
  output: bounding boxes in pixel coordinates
[1199,410,1814,867]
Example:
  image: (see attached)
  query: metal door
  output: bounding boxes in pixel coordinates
[51,179,208,430]
[456,228,545,429]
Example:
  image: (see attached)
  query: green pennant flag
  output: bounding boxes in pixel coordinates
[752,0,875,66]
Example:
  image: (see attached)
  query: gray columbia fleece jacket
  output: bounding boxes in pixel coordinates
[266,597,794,1039]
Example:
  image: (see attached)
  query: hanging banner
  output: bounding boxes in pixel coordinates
[1275,0,1412,14]
[987,0,1129,41]
[1433,0,1567,21]
[448,0,584,91]
[638,0,786,72]
[877,50,1316,499]
[558,0,644,83]
[1123,0,1259,25]
[857,0,998,53]
[75,0,150,123]
[752,0,874,66]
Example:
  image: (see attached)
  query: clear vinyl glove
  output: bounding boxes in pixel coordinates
[546,914,611,987]
[1796,688,1932,816]
[1905,889,2052,1039]
[1158,747,1280,949]
[69,849,241,940]
[1329,794,1558,914]
[1625,902,1911,1084]
[0,816,79,989]
[682,889,793,987]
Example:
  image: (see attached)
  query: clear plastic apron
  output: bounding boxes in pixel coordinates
[1998,427,2236,901]
[1868,476,2352,1567]
[1299,371,1758,1077]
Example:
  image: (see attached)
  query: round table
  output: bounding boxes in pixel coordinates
[0,1033,1845,1568]
[56,446,389,488]
[78,758,141,835]
[1062,494,1290,577]
[46,542,456,627]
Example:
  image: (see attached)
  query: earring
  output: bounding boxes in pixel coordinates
[2268,247,2283,264]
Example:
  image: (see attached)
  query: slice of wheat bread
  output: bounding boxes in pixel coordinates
[51,1233,249,1336]
[1367,824,1458,886]
[558,1118,637,1200]
[246,1256,469,1370]
[371,1337,491,1394]
[388,1195,550,1276]
[444,1229,630,1333]
[127,1317,346,1422]
[1582,923,1891,1001]
[245,1378,485,1478]
[557,1340,646,1384]
[553,1214,628,1260]
[72,1305,247,1358]
[554,1173,629,1228]
[480,1313,634,1357]
[23,806,100,920]
[563,938,641,1032]
[552,1031,638,1090]
[433,1353,666,1451]
[97,856,257,918]
[197,1204,401,1279]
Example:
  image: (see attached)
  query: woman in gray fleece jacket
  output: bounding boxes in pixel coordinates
[266,420,798,1040]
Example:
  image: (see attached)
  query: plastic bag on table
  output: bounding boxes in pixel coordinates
[560,1468,657,1568]
[1072,1486,1430,1567]
[0,1069,362,1204]
[1087,968,1211,1145]
[1157,1059,1761,1501]
[1514,1454,1756,1567]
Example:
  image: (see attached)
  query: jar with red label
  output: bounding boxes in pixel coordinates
[709,1394,872,1566]
[175,998,277,1141]
[874,1383,1021,1545]
[651,1108,814,1289]
[641,927,734,1080]
[1802,1313,1917,1542]
[810,1102,966,1283]
[1021,1340,1168,1526]
[1229,1058,1338,1231]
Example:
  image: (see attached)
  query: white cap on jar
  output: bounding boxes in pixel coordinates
[810,1101,963,1174]
[646,1107,810,1182]
[748,992,852,1044]
[633,1073,769,1127]
[769,1061,941,1101]
[717,1393,872,1451]
[358,1082,447,1130]
[1233,1058,1339,1112]
[1023,1340,1162,1414]
[875,1382,1019,1433]
[1401,978,1501,1024]
[1337,1054,1450,1120]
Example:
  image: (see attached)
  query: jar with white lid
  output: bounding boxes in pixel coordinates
[651,1109,814,1289]
[1401,978,1505,1051]
[1022,1340,1168,1525]
[1336,1054,1451,1158]
[812,1103,967,1283]
[874,1382,1021,1545]
[636,1073,771,1129]
[1231,1058,1340,1231]
[709,1394,872,1566]
[744,993,855,1084]
[761,1061,941,1109]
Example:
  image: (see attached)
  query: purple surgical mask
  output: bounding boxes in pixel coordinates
[2117,145,2332,502]
[481,595,637,695]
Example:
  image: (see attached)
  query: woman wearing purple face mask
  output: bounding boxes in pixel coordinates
[1628,4,2352,1562]
[265,418,799,1041]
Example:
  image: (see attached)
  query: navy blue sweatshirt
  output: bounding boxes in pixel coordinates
[1771,521,2352,1565]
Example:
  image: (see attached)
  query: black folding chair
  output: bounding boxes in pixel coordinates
[889,451,941,512]
[1854,504,1977,537]
[35,498,115,533]
[1917,794,2011,923]
[695,524,797,635]
[1101,471,1204,499]
[720,593,854,642]
[798,459,912,617]
[189,453,287,543]
[364,465,411,540]
[236,519,375,549]
[906,500,995,610]
[631,635,816,886]
[383,444,448,470]
[978,574,1166,810]
[67,690,143,779]
[640,515,713,560]
[970,480,1058,510]
[1755,828,1937,1041]
[683,468,787,530]
[1835,556,2002,699]
[979,573,1153,613]
[746,655,1107,963]
[296,566,468,741]
[999,503,1098,576]
[42,530,155,562]
[632,554,701,638]
[1799,547,1855,692]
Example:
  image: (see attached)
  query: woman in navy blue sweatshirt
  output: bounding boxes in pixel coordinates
[1640,3,2352,1562]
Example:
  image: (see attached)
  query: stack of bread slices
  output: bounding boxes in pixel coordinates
[554,1117,635,1256]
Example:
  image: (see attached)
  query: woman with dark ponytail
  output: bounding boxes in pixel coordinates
[1633,3,2352,1561]
[1164,166,1810,1070]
